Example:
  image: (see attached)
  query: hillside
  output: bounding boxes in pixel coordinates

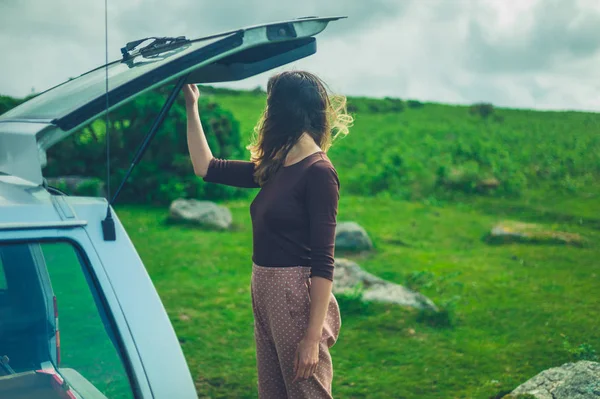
[2,88,599,398]
[208,87,600,202]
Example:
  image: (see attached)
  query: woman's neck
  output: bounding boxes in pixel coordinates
[285,134,322,165]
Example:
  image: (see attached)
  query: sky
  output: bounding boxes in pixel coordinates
[1,0,600,112]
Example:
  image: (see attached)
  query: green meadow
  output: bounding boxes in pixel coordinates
[113,90,600,398]
[3,88,599,398]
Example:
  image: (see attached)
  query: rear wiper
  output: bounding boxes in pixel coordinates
[121,36,190,60]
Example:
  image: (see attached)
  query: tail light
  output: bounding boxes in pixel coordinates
[53,295,61,366]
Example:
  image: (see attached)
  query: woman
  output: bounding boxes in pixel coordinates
[183,71,352,399]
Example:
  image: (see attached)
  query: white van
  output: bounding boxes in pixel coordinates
[0,17,343,398]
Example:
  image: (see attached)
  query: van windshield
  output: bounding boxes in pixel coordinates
[0,242,134,399]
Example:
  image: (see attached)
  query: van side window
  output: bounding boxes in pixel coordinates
[0,242,134,399]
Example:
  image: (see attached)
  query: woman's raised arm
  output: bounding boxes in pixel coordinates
[184,84,259,188]
[184,84,212,177]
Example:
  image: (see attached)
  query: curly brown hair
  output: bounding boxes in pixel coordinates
[247,71,353,186]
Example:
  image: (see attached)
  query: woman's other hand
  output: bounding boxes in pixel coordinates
[293,336,320,382]
[183,84,200,106]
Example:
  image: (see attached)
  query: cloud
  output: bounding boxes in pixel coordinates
[465,0,600,74]
[0,0,405,95]
[1,0,599,112]
[113,0,405,38]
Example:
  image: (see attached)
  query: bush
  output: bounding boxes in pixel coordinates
[5,86,598,202]
[0,95,24,115]
[407,100,424,109]
[0,94,37,116]
[250,85,266,95]
[469,102,495,118]
[417,297,460,328]
[347,103,359,113]
[196,85,242,96]
[404,270,436,291]
[345,134,529,200]
[367,101,382,113]
[563,336,598,361]
[346,97,404,114]
[44,84,248,205]
[46,176,105,197]
[383,97,404,112]
[77,178,105,197]
[404,270,464,328]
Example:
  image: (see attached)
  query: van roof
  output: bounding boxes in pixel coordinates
[0,175,95,230]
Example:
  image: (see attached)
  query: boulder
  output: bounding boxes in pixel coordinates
[333,258,437,311]
[168,199,232,230]
[504,361,600,399]
[487,220,584,247]
[46,176,106,197]
[335,222,373,251]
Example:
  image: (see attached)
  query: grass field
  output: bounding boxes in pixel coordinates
[213,90,600,200]
[5,87,596,398]
[116,189,600,398]
[110,90,600,398]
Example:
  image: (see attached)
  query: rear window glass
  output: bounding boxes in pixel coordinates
[0,35,229,123]
[0,242,134,399]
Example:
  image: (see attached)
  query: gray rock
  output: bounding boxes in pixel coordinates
[333,258,437,310]
[488,220,584,247]
[168,199,232,230]
[46,176,106,197]
[335,222,373,251]
[505,361,600,399]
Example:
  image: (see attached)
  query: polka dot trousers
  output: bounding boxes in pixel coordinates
[251,263,342,399]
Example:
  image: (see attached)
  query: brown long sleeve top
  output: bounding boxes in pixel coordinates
[203,151,339,281]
